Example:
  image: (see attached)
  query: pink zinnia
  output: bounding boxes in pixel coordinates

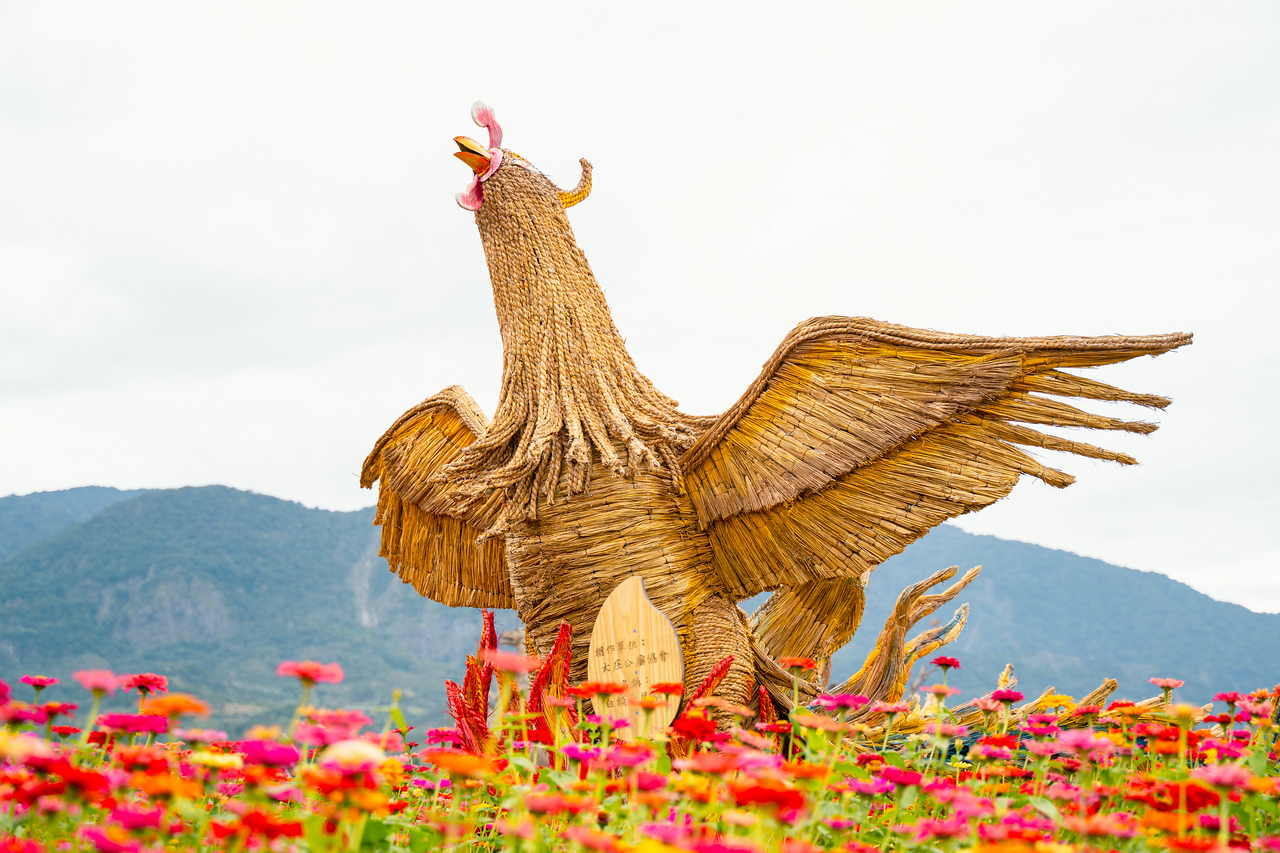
[1192,763,1253,789]
[73,670,119,696]
[110,805,165,830]
[239,739,302,765]
[814,693,870,711]
[1239,699,1274,719]
[482,648,541,673]
[921,684,961,698]
[96,713,168,734]
[79,825,143,853]
[0,679,9,704]
[870,701,910,714]
[118,673,168,696]
[19,675,59,690]
[913,815,970,839]
[879,766,924,787]
[1149,677,1184,689]
[973,697,1003,712]
[991,689,1024,704]
[276,660,344,686]
[1214,691,1242,705]
[931,656,961,670]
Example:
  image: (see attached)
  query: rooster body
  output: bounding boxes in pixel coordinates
[361,105,1191,715]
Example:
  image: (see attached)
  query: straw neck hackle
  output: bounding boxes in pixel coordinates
[443,157,711,530]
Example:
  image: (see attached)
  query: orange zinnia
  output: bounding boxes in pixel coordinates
[142,693,210,719]
[567,682,628,697]
[419,748,503,778]
[778,657,817,671]
[649,682,685,696]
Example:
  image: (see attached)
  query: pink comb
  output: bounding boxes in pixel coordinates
[471,101,503,149]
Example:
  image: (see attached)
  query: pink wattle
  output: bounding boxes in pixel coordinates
[455,149,503,211]
[456,179,483,211]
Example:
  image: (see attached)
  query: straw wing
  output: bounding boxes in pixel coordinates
[681,316,1192,602]
[360,386,512,608]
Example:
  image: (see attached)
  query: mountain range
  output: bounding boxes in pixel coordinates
[1,485,1274,735]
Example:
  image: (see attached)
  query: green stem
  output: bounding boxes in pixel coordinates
[78,693,103,747]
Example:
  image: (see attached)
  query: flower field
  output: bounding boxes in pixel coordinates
[2,615,1278,853]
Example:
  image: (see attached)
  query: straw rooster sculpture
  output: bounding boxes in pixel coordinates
[361,104,1191,716]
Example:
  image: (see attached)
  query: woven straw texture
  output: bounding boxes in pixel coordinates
[362,127,1192,718]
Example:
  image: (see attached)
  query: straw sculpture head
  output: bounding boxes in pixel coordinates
[361,102,1192,724]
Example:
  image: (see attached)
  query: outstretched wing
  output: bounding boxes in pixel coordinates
[360,386,512,608]
[682,317,1192,609]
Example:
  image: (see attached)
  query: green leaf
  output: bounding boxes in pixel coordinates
[1028,796,1061,823]
[361,818,392,852]
[408,825,442,853]
[656,752,673,775]
[834,761,868,779]
[390,707,409,733]
[1248,748,1268,775]
[898,786,918,810]
[881,751,907,770]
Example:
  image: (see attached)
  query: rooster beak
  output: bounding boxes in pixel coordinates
[454,136,491,175]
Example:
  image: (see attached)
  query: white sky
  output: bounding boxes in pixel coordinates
[2,3,1277,610]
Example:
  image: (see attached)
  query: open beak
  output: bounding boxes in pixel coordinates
[454,136,491,175]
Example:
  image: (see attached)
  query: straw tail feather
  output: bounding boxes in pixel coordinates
[360,386,513,608]
[837,565,980,712]
[682,317,1192,604]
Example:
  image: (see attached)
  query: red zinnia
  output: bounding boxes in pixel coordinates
[778,656,817,671]
[118,673,168,696]
[930,656,960,670]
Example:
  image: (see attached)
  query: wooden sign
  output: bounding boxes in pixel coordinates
[586,576,684,741]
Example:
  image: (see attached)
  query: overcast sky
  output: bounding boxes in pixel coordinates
[2,3,1277,610]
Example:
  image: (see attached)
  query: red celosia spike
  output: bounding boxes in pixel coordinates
[445,680,482,754]
[527,621,578,743]
[757,683,778,725]
[462,654,484,711]
[684,655,734,709]
[479,610,498,703]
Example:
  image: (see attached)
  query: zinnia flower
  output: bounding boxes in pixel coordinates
[991,689,1024,704]
[95,713,168,734]
[319,738,385,774]
[1192,763,1253,790]
[778,656,817,671]
[1150,677,1185,689]
[239,739,301,766]
[931,656,961,670]
[118,673,168,696]
[482,648,540,673]
[921,684,961,698]
[649,682,685,696]
[567,681,628,697]
[276,661,344,686]
[73,670,119,696]
[418,747,502,777]
[879,766,924,787]
[141,693,208,718]
[561,743,602,762]
[79,825,143,853]
[19,675,58,691]
[814,693,870,711]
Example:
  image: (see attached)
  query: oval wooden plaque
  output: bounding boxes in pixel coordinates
[586,576,684,741]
